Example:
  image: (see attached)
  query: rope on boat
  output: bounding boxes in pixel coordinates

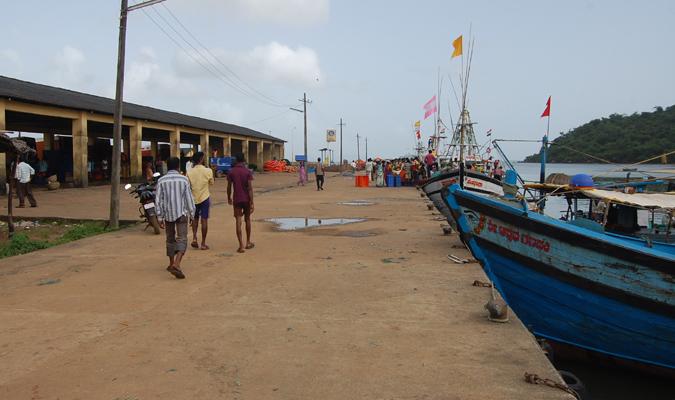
[524,372,580,399]
[601,148,675,174]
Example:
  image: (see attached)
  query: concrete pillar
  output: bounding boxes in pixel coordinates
[225,136,231,156]
[243,140,249,162]
[72,112,88,187]
[170,127,181,158]
[280,143,285,160]
[150,140,158,160]
[130,121,143,181]
[200,133,209,157]
[43,133,55,151]
[257,140,264,166]
[0,99,6,193]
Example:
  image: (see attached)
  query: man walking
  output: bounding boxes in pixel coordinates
[315,157,325,190]
[155,157,195,279]
[227,153,254,253]
[187,151,214,250]
[15,155,37,208]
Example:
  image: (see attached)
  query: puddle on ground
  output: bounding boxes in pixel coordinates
[265,217,366,231]
[338,200,375,206]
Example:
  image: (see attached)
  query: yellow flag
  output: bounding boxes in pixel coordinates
[452,35,463,58]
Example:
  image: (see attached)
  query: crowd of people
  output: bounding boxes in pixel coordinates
[359,151,505,187]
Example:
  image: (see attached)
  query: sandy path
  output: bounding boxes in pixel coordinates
[0,174,570,399]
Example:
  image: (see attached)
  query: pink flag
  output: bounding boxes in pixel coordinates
[423,95,437,119]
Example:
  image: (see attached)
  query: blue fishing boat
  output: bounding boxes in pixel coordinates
[443,181,675,375]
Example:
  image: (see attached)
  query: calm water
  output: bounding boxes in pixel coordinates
[265,217,366,230]
[513,163,675,399]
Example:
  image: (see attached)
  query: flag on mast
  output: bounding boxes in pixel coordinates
[541,96,551,118]
[423,96,437,119]
[451,35,463,58]
[414,120,421,139]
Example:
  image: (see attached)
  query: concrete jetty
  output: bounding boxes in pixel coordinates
[0,173,572,399]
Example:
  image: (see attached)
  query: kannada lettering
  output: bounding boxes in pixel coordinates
[484,217,550,253]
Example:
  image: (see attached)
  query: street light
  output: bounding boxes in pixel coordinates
[109,0,165,229]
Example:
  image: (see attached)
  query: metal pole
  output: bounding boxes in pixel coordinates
[303,92,307,158]
[109,0,128,230]
[365,137,368,160]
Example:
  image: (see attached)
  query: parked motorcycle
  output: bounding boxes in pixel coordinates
[125,172,161,234]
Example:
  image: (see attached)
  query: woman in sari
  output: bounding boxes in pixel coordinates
[297,161,307,186]
[375,161,385,187]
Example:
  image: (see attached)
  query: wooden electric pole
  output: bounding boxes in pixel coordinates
[356,133,360,161]
[109,0,128,230]
[302,92,308,158]
[109,0,164,229]
[338,118,346,170]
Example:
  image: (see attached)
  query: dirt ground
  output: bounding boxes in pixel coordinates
[0,173,571,399]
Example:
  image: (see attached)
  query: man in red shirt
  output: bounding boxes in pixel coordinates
[227,153,255,253]
[424,149,436,177]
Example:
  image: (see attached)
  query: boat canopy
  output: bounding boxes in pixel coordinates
[525,183,675,210]
[580,189,675,210]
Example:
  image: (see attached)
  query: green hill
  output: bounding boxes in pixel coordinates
[523,105,675,163]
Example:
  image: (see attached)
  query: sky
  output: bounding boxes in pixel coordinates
[1,0,674,161]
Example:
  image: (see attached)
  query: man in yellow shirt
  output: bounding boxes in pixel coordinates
[187,152,214,250]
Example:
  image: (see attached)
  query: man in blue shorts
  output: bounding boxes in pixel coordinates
[187,151,214,250]
[227,153,254,253]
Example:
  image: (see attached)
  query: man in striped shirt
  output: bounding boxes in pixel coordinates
[155,157,196,279]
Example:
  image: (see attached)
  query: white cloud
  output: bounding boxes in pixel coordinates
[173,0,329,25]
[125,46,199,102]
[0,49,22,76]
[125,47,244,124]
[199,99,244,124]
[50,46,92,90]
[174,42,323,88]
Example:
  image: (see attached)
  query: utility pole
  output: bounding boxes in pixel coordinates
[338,118,346,170]
[302,92,307,158]
[290,94,310,159]
[109,0,165,230]
[356,133,360,161]
[365,137,368,160]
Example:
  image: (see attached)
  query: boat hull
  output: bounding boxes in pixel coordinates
[421,169,503,224]
[443,185,675,373]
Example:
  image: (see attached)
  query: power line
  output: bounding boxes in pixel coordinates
[149,7,283,107]
[141,7,286,108]
[161,3,290,107]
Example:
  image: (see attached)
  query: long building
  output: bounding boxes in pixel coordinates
[0,75,285,188]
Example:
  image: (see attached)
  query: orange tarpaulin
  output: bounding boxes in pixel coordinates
[263,160,287,172]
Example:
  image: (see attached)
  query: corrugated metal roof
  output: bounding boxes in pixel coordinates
[0,75,284,142]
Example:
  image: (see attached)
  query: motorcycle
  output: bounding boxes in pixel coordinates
[125,172,162,234]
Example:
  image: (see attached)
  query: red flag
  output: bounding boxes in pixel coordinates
[416,131,421,139]
[541,96,551,118]
[423,95,437,119]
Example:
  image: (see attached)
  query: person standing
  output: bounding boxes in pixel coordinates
[315,157,325,190]
[227,153,255,253]
[155,157,195,279]
[424,149,436,177]
[375,160,385,187]
[187,151,214,250]
[15,155,37,208]
[365,158,374,183]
